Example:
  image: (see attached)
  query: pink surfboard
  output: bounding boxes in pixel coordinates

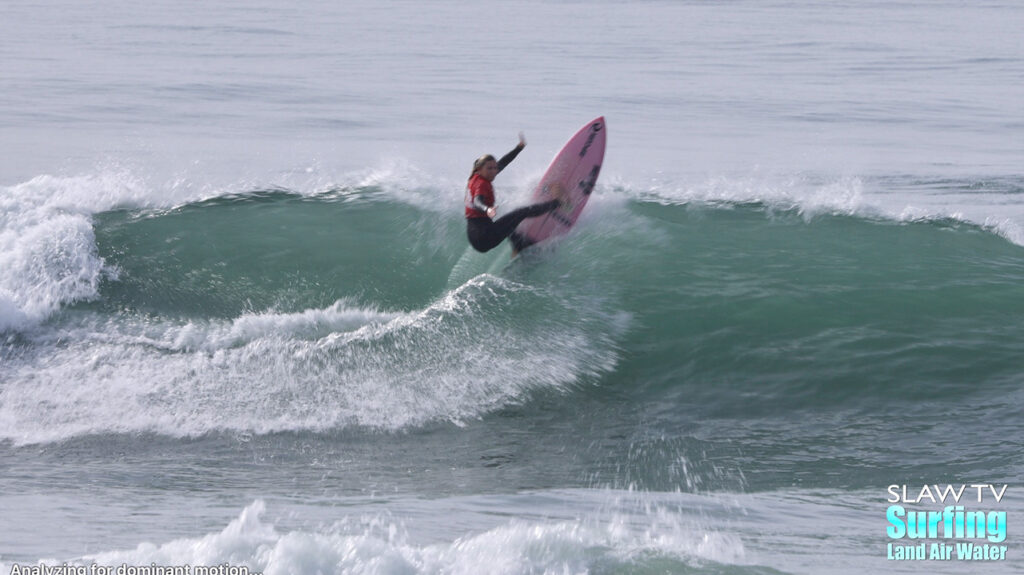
[512,116,606,252]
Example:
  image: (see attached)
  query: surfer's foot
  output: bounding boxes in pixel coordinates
[510,232,530,254]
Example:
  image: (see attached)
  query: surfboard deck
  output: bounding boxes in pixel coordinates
[511,116,606,253]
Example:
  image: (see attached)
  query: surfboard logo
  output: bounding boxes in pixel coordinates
[578,123,602,158]
[550,211,574,227]
[577,165,600,196]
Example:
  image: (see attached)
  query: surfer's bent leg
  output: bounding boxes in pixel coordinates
[491,200,559,238]
[466,218,500,252]
[466,200,559,253]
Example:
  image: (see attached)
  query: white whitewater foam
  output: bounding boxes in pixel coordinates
[0,276,620,446]
[0,169,203,332]
[624,171,1024,245]
[0,175,120,331]
[631,172,873,217]
[0,496,747,575]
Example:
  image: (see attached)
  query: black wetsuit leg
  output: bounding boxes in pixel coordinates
[466,200,559,253]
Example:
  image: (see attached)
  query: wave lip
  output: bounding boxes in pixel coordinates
[0,171,157,332]
[0,201,109,333]
[627,171,1024,246]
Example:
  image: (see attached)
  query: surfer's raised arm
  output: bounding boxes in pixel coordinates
[464,131,560,254]
[495,133,527,174]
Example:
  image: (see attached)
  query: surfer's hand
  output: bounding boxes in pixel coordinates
[517,132,526,149]
[486,206,497,218]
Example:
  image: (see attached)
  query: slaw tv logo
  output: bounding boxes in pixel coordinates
[886,484,1008,562]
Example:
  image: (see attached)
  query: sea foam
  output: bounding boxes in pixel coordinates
[1,496,747,575]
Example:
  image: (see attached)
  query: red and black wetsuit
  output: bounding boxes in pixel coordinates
[465,145,558,253]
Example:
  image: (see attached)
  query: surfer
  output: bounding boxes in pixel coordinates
[465,133,561,253]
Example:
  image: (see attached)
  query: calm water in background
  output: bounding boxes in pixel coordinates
[2,1,1023,573]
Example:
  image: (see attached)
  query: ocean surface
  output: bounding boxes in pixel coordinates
[2,1,1023,573]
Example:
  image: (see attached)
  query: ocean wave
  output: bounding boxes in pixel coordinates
[0,275,623,446]
[0,161,465,332]
[1,497,748,575]
[621,171,1024,246]
[0,172,147,332]
[5,164,1022,335]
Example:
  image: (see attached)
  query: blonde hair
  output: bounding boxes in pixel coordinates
[470,154,496,179]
